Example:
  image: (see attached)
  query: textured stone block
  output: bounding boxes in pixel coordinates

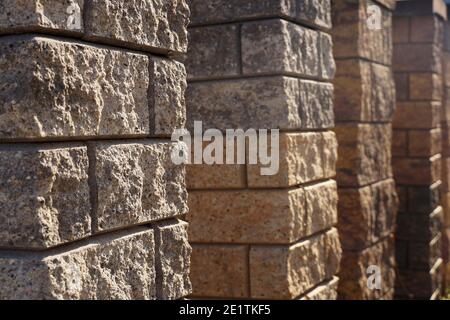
[188,0,332,30]
[338,179,398,250]
[300,277,339,300]
[334,60,396,122]
[0,0,190,53]
[249,228,341,299]
[394,102,441,129]
[410,16,444,44]
[241,19,334,80]
[187,77,333,131]
[154,220,192,300]
[393,154,441,186]
[247,132,337,188]
[190,245,248,298]
[338,237,396,300]
[0,144,90,249]
[332,0,393,65]
[90,140,188,232]
[188,182,337,244]
[0,228,156,300]
[335,124,393,187]
[186,25,240,79]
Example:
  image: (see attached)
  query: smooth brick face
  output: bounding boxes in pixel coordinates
[338,237,396,300]
[0,228,156,300]
[408,129,442,157]
[0,0,190,53]
[393,155,442,186]
[250,228,341,299]
[334,60,396,122]
[186,25,240,79]
[247,132,337,188]
[335,124,393,187]
[409,73,443,101]
[188,0,332,29]
[393,16,410,43]
[410,16,443,44]
[393,43,442,73]
[0,144,90,249]
[90,141,188,233]
[338,179,398,250]
[190,245,248,298]
[396,207,443,242]
[394,102,441,129]
[187,77,333,131]
[242,20,333,79]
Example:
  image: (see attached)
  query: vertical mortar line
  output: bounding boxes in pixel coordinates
[237,22,243,76]
[82,0,90,31]
[153,221,164,299]
[246,244,252,298]
[87,142,99,234]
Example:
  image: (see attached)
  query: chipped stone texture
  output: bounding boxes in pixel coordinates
[0,228,156,300]
[332,0,393,65]
[90,140,188,233]
[249,228,341,299]
[148,57,187,136]
[0,144,90,249]
[154,220,192,300]
[188,0,332,30]
[338,179,398,250]
[190,245,248,298]
[188,181,336,244]
[0,0,190,54]
[300,277,339,300]
[334,60,396,122]
[335,124,393,187]
[242,19,334,80]
[247,132,337,188]
[0,35,150,140]
[338,237,396,300]
[186,24,240,79]
[187,77,334,131]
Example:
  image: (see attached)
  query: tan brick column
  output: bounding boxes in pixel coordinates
[0,1,191,299]
[442,4,450,291]
[332,0,398,300]
[392,0,446,300]
[186,0,342,299]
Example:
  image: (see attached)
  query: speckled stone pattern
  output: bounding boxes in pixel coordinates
[0,1,191,300]
[186,0,341,299]
[332,0,399,300]
[392,0,446,300]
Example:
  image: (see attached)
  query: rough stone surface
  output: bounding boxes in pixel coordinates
[0,144,90,249]
[0,228,156,300]
[249,228,341,299]
[90,140,188,232]
[154,220,192,300]
[0,0,190,53]
[300,277,339,300]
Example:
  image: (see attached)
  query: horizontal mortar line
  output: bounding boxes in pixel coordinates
[334,56,392,68]
[337,178,396,190]
[0,32,171,59]
[393,71,441,76]
[392,127,441,131]
[392,154,442,160]
[188,178,336,193]
[294,276,339,300]
[335,120,393,125]
[341,233,396,253]
[189,225,337,248]
[183,128,333,134]
[0,135,174,145]
[394,40,441,46]
[188,72,333,84]
[189,15,331,33]
[397,99,444,103]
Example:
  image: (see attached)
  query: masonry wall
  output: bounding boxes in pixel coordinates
[0,0,191,300]
[332,0,398,300]
[392,0,446,300]
[185,0,342,299]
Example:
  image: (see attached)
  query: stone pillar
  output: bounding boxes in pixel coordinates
[392,0,446,300]
[0,1,191,299]
[332,0,398,300]
[185,0,342,299]
[442,4,450,291]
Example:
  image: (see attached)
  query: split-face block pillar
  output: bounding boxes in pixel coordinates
[332,0,398,300]
[392,0,446,300]
[186,0,342,299]
[0,0,191,299]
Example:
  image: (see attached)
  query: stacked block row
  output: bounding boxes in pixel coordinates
[0,0,191,299]
[332,0,398,300]
[185,0,342,299]
[392,0,446,300]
